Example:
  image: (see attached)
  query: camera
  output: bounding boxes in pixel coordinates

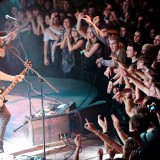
[147,104,156,111]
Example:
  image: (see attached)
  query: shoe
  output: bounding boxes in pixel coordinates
[0,147,4,153]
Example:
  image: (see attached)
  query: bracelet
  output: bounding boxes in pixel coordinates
[110,78,115,83]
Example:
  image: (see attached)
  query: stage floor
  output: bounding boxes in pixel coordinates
[0,76,99,159]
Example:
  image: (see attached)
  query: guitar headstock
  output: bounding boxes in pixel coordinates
[25,60,32,69]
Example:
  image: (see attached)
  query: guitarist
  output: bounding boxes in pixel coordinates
[0,34,24,153]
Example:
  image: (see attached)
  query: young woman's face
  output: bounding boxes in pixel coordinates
[11,6,18,16]
[120,27,127,37]
[52,16,59,25]
[153,35,160,46]
[63,18,71,29]
[63,0,70,11]
[134,31,142,43]
[45,15,50,25]
[71,27,79,37]
[87,27,95,39]
[150,29,156,39]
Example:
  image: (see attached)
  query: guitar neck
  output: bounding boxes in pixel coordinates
[1,68,28,98]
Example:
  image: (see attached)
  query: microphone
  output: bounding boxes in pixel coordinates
[5,15,17,21]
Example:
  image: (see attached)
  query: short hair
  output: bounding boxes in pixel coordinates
[128,42,141,52]
[130,114,150,133]
[137,55,153,68]
[109,35,121,42]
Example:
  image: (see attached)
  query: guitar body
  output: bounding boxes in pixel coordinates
[0,60,32,108]
[0,88,8,104]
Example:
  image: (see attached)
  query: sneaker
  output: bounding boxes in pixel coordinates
[0,147,4,153]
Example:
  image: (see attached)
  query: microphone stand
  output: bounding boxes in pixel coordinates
[7,46,59,160]
[11,20,34,131]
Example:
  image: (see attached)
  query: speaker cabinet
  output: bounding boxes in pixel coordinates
[23,114,70,146]
[69,101,110,135]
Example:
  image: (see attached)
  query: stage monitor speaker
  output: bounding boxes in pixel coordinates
[23,114,70,146]
[69,100,110,135]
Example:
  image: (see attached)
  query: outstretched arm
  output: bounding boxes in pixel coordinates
[121,69,150,96]
[73,134,81,160]
[76,13,87,39]
[98,115,112,154]
[111,114,129,143]
[84,118,123,153]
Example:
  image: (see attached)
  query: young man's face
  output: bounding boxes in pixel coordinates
[126,46,135,58]
[109,39,119,52]
[100,28,108,36]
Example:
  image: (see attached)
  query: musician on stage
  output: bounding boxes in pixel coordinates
[0,33,24,153]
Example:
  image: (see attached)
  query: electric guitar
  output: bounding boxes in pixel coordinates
[0,60,32,108]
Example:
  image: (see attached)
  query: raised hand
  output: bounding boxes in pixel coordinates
[93,16,100,25]
[84,118,97,133]
[112,88,133,100]
[77,12,84,20]
[108,148,117,159]
[74,134,81,147]
[95,57,103,68]
[82,15,93,26]
[104,67,112,79]
[98,115,108,133]
[111,114,121,130]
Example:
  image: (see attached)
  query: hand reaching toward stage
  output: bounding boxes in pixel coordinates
[82,15,93,26]
[104,67,112,79]
[74,134,81,147]
[73,134,81,160]
[111,114,121,130]
[112,55,126,70]
[93,16,100,25]
[96,57,103,68]
[84,118,97,133]
[112,88,133,100]
[98,115,108,133]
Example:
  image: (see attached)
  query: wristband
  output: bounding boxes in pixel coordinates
[110,78,115,83]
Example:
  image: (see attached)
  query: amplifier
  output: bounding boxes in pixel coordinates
[23,114,70,146]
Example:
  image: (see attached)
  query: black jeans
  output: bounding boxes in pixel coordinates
[0,104,11,148]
